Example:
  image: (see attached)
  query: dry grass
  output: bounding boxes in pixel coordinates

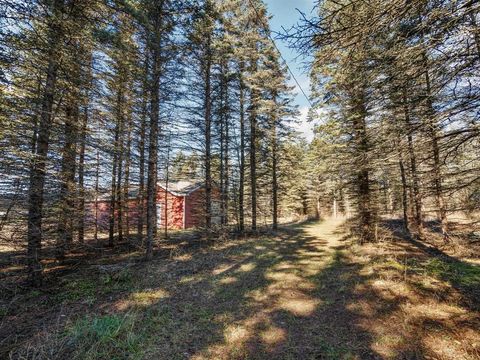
[1,219,480,359]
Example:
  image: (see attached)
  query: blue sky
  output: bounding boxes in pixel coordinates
[264,0,316,140]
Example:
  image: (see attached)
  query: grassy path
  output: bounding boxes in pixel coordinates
[187,219,356,359]
[6,219,480,359]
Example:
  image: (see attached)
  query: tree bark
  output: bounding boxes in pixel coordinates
[27,0,64,285]
[204,31,213,234]
[57,89,78,261]
[270,97,278,230]
[351,88,374,244]
[249,61,258,232]
[108,112,120,247]
[220,80,225,225]
[402,87,423,237]
[77,106,88,243]
[124,114,132,242]
[423,56,449,243]
[146,1,164,260]
[164,134,171,239]
[272,131,278,230]
[94,150,100,245]
[137,55,148,242]
[219,60,229,227]
[116,103,124,243]
[397,146,410,233]
[238,66,246,233]
[56,71,80,261]
[224,84,230,227]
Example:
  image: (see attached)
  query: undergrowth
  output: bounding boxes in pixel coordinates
[63,313,144,360]
[54,268,133,304]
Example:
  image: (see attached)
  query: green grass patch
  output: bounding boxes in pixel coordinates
[382,259,406,271]
[70,314,124,342]
[183,303,215,322]
[425,258,480,287]
[55,278,98,303]
[378,258,424,274]
[100,268,133,289]
[373,256,480,290]
[65,313,144,359]
[308,338,354,360]
[54,269,134,304]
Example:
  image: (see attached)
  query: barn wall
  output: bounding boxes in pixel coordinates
[184,191,198,229]
[86,185,221,231]
[85,199,141,231]
[86,193,183,231]
[156,188,184,229]
[185,187,221,228]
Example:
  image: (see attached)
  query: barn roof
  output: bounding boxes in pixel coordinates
[91,180,207,202]
[157,180,204,196]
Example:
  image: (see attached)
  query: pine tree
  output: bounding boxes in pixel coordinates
[26,0,66,285]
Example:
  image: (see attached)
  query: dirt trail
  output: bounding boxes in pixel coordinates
[301,218,346,248]
[190,218,372,359]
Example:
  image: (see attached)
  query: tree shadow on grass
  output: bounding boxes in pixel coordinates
[5,221,480,359]
[148,223,479,359]
[382,219,480,311]
[118,225,414,359]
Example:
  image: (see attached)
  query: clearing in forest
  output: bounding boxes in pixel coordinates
[2,219,480,359]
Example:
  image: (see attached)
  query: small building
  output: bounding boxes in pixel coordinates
[87,180,221,231]
[157,180,221,229]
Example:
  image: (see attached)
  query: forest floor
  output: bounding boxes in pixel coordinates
[1,219,480,359]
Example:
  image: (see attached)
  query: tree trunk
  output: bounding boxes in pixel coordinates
[397,146,410,233]
[27,0,63,285]
[27,36,63,286]
[403,87,423,237]
[204,29,213,235]
[219,60,230,227]
[94,150,100,245]
[352,88,374,244]
[249,62,258,232]
[108,113,120,247]
[145,73,159,260]
[164,134,171,239]
[220,89,225,225]
[116,93,125,243]
[77,106,88,243]
[137,63,148,242]
[57,98,78,261]
[239,67,246,233]
[124,114,132,242]
[224,86,230,227]
[146,2,164,260]
[272,137,278,230]
[423,56,449,242]
[270,100,278,230]
[316,198,321,220]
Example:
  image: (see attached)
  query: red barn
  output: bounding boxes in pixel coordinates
[87,180,221,230]
[157,180,221,229]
